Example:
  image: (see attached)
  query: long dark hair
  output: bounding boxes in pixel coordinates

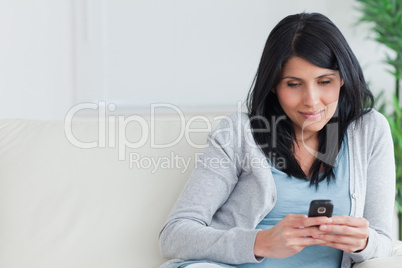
[246,12,374,187]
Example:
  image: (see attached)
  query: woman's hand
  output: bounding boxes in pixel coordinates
[312,215,369,253]
[254,214,333,258]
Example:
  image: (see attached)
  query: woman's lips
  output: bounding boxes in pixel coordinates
[299,110,324,120]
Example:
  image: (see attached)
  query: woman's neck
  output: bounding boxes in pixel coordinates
[294,131,320,176]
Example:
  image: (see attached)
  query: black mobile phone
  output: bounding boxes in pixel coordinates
[308,200,333,217]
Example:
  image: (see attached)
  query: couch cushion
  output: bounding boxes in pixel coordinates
[0,115,221,268]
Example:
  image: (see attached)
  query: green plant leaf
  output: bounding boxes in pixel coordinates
[357,0,402,239]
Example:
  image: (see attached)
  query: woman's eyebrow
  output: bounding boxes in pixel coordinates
[281,73,336,80]
[316,73,336,78]
[281,76,302,80]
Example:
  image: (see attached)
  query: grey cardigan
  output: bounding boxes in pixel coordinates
[159,110,395,268]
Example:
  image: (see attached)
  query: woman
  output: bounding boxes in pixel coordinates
[159,12,395,268]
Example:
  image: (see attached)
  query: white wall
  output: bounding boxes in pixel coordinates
[0,0,394,119]
[0,0,73,119]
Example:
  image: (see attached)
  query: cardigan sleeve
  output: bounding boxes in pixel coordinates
[158,113,262,264]
[346,111,395,263]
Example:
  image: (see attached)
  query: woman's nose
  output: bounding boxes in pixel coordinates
[303,85,320,107]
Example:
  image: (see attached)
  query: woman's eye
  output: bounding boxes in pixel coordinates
[287,82,300,87]
[319,80,331,85]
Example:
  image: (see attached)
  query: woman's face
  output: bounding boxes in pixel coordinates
[275,56,343,140]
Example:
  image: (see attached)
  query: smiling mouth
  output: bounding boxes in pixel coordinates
[299,110,325,120]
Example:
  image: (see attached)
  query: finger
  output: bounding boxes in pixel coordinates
[330,215,369,228]
[284,214,333,229]
[293,226,334,238]
[318,224,369,238]
[312,233,368,252]
[311,230,369,252]
[302,216,333,228]
[282,214,308,227]
[313,233,357,244]
[316,240,367,253]
[288,236,330,247]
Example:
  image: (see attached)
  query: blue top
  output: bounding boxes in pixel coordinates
[238,134,351,268]
[174,135,351,268]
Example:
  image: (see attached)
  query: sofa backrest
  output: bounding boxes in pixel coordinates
[0,114,223,268]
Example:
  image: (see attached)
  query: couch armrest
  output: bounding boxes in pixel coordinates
[353,241,402,268]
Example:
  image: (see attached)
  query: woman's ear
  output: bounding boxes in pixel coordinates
[271,88,277,94]
[341,79,344,87]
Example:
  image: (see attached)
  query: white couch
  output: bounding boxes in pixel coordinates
[0,114,401,268]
